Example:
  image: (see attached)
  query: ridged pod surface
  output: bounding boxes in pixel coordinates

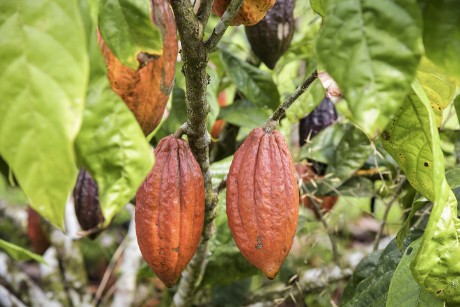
[226,128,299,279]
[135,136,205,287]
[98,0,178,136]
[245,0,295,69]
[73,169,104,238]
[212,0,276,26]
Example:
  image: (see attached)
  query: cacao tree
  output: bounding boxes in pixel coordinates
[0,0,459,306]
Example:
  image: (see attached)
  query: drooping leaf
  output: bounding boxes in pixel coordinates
[220,50,280,110]
[422,0,460,83]
[0,239,45,263]
[382,81,460,302]
[286,79,325,121]
[219,100,272,130]
[395,199,425,250]
[416,57,456,127]
[341,231,423,307]
[99,0,163,69]
[386,239,445,307]
[316,0,423,137]
[300,122,346,164]
[0,0,88,229]
[75,3,154,226]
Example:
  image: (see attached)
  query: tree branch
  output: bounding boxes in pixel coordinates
[264,70,318,132]
[204,0,244,52]
[196,0,214,26]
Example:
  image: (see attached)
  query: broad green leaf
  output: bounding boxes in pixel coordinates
[75,4,154,226]
[422,0,460,83]
[310,0,327,16]
[0,0,88,229]
[220,50,280,110]
[386,239,445,307]
[342,231,423,307]
[382,82,460,302]
[207,67,220,129]
[0,239,45,263]
[219,100,272,129]
[316,0,423,137]
[416,58,456,127]
[286,79,325,121]
[99,0,163,69]
[300,123,346,164]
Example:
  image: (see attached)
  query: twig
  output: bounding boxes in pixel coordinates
[111,207,143,307]
[174,122,189,138]
[204,0,244,52]
[308,196,340,266]
[196,0,213,25]
[216,176,227,193]
[373,177,406,251]
[264,70,318,132]
[94,238,125,304]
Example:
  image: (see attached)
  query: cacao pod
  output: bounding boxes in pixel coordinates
[245,0,295,69]
[27,207,50,255]
[226,128,299,279]
[73,169,104,238]
[295,163,338,217]
[98,0,178,136]
[212,0,276,26]
[135,136,205,287]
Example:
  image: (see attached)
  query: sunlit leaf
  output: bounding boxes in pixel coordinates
[316,0,423,137]
[0,0,88,229]
[0,239,45,263]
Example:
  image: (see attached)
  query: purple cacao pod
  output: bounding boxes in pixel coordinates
[245,0,296,69]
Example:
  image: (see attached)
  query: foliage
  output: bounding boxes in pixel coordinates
[0,0,459,305]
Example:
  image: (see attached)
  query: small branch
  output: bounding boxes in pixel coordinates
[196,0,213,25]
[174,122,189,138]
[111,207,143,307]
[308,196,340,266]
[373,177,406,251]
[216,177,227,193]
[264,70,318,132]
[204,0,244,52]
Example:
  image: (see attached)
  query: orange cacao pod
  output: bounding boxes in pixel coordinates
[212,0,276,26]
[226,128,299,279]
[98,0,178,136]
[135,136,205,287]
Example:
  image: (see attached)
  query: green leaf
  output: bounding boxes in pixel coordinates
[219,100,272,130]
[155,87,187,140]
[0,0,89,229]
[285,79,325,121]
[316,0,423,137]
[220,50,280,110]
[99,0,163,69]
[395,199,425,250]
[342,231,423,307]
[416,57,456,127]
[454,95,460,124]
[422,0,460,83]
[382,81,460,302]
[310,0,327,16]
[207,67,220,129]
[210,155,233,187]
[386,239,445,307]
[75,4,154,226]
[0,239,45,263]
[300,123,346,164]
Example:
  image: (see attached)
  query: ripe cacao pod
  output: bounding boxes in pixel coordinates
[245,0,295,69]
[27,207,50,255]
[295,163,338,217]
[135,136,205,287]
[98,0,178,136]
[212,0,276,26]
[226,128,299,279]
[73,169,104,238]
